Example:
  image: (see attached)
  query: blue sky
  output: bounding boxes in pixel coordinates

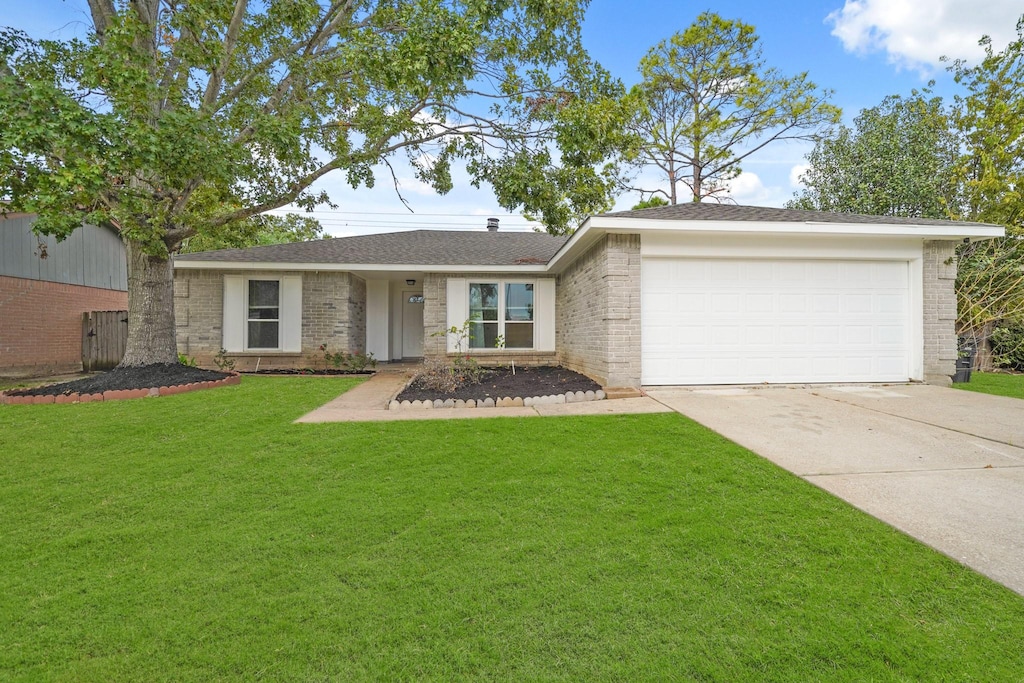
[7,0,1022,235]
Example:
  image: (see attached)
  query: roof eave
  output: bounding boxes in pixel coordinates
[172,260,550,273]
[544,216,1005,274]
[587,216,1005,238]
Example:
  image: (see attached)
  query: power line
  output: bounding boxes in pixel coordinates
[309,218,537,227]
[266,208,537,219]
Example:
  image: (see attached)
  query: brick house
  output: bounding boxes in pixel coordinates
[0,213,128,376]
[172,204,1003,388]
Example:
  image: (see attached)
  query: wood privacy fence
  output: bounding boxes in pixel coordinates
[82,310,128,371]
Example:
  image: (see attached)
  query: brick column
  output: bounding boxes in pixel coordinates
[604,234,642,387]
[922,240,958,386]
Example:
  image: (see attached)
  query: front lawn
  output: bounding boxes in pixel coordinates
[2,376,1023,680]
[954,371,1024,400]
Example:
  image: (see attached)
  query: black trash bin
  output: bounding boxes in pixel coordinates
[953,338,977,383]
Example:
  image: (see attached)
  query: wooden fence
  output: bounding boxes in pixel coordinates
[82,310,128,371]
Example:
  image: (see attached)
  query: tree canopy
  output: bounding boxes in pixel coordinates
[787,91,962,218]
[788,19,1024,351]
[0,0,622,365]
[948,18,1024,341]
[180,213,323,253]
[622,12,840,204]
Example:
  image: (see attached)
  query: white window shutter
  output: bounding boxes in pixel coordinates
[446,277,467,353]
[222,275,244,352]
[535,278,556,351]
[281,275,303,352]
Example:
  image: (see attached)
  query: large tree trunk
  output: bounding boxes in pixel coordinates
[118,238,179,367]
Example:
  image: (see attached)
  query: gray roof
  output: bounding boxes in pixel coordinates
[600,202,1000,228]
[176,229,569,266]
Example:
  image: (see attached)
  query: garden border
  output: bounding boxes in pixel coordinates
[0,372,241,405]
[388,388,606,410]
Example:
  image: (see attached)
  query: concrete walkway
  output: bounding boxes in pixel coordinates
[646,384,1024,596]
[294,372,671,423]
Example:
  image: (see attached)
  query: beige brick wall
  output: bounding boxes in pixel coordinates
[302,271,366,354]
[556,234,641,387]
[423,272,558,367]
[174,269,366,370]
[922,240,958,385]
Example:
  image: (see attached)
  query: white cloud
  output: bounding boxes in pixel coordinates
[723,172,773,204]
[789,164,811,189]
[827,0,1021,72]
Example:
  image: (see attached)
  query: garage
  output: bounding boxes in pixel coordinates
[641,257,912,385]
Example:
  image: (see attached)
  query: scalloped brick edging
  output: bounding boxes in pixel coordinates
[0,372,241,405]
[388,389,606,411]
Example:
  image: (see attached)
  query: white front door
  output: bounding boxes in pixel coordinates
[401,290,424,358]
[641,258,911,385]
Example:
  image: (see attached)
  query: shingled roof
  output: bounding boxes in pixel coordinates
[599,202,999,228]
[176,229,569,266]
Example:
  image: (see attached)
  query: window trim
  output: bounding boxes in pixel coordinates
[223,274,302,354]
[244,277,282,351]
[467,279,535,350]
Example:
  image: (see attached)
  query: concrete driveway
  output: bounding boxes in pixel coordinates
[645,384,1024,596]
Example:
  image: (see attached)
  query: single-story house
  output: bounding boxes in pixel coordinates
[1,213,128,376]
[172,203,1003,387]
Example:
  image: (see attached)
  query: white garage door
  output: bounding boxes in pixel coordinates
[641,258,911,385]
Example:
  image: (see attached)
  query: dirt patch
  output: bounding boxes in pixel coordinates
[398,366,601,402]
[5,364,230,397]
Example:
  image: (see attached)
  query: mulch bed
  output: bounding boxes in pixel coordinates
[5,364,230,397]
[398,365,601,402]
[243,368,373,376]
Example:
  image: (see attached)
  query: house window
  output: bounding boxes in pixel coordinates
[247,279,280,349]
[469,282,534,348]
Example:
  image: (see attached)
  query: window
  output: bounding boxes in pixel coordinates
[469,282,533,348]
[247,279,280,349]
[223,274,301,353]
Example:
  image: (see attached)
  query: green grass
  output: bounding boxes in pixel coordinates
[2,376,1023,681]
[954,371,1024,399]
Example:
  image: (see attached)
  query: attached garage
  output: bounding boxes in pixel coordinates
[550,203,1003,388]
[641,257,912,385]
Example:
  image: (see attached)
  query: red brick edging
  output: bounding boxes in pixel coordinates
[0,372,241,405]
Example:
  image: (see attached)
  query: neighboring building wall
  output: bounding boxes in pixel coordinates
[0,275,127,376]
[173,269,366,370]
[0,215,128,376]
[422,272,558,367]
[922,240,958,386]
[556,234,641,387]
[0,214,128,290]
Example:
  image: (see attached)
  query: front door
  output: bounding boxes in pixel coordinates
[402,290,424,358]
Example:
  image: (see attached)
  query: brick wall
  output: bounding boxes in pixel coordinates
[423,272,446,358]
[423,272,558,367]
[174,269,367,370]
[922,240,958,385]
[0,274,128,376]
[556,234,641,387]
[302,271,367,355]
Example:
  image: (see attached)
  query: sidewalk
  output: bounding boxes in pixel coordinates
[294,372,670,423]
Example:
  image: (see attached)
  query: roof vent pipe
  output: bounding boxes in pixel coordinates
[486,217,499,232]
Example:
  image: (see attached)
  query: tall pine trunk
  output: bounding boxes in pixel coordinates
[118,238,179,367]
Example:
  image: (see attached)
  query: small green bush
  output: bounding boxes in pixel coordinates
[318,345,377,372]
[990,323,1024,371]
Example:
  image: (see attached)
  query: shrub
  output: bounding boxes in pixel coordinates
[213,348,236,372]
[415,357,484,393]
[990,323,1024,371]
[318,344,377,372]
